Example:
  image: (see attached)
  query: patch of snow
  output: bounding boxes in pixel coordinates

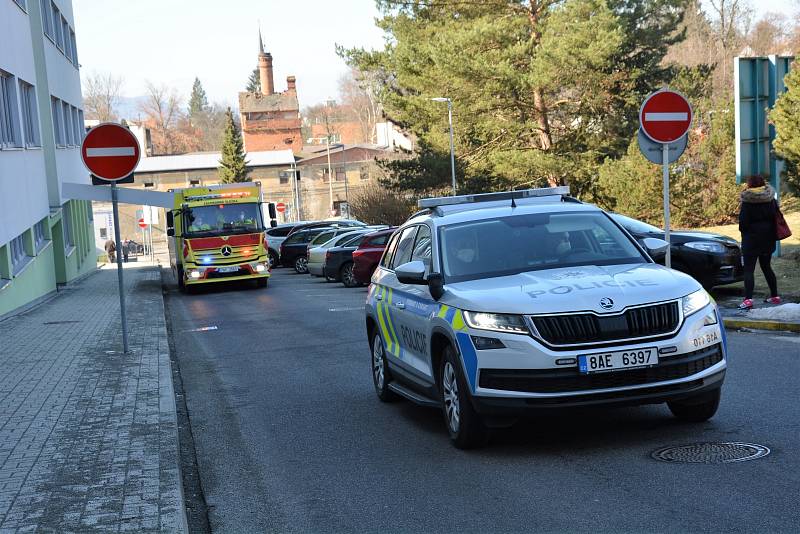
[746,303,800,322]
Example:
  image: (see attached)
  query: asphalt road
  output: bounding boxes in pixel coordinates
[164,268,800,533]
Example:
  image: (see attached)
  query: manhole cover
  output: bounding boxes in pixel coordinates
[651,442,770,464]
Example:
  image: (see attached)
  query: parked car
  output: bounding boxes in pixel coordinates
[279,226,335,273]
[352,227,397,286]
[322,233,376,286]
[285,219,367,237]
[610,213,743,289]
[265,222,312,267]
[307,229,371,277]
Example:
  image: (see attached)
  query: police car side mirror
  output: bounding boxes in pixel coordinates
[428,272,444,301]
[642,237,669,262]
[396,261,427,285]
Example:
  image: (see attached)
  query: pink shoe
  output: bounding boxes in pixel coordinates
[738,298,753,310]
[763,296,782,305]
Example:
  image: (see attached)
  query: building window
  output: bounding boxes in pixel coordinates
[322,167,330,183]
[62,17,72,59]
[40,0,53,38]
[335,167,346,182]
[359,165,369,181]
[62,100,73,146]
[10,233,28,274]
[18,80,40,147]
[13,0,27,11]
[77,109,84,141]
[52,2,64,50]
[62,203,74,251]
[71,106,80,144]
[34,219,48,250]
[51,97,64,146]
[279,171,289,184]
[69,29,78,65]
[1,71,22,149]
[99,227,107,240]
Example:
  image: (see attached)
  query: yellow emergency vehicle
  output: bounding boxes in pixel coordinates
[166,182,271,291]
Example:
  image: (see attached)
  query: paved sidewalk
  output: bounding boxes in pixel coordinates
[0,264,185,532]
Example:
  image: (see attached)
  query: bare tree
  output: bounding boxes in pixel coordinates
[139,81,184,155]
[747,13,791,55]
[338,68,382,144]
[707,0,754,95]
[82,72,123,121]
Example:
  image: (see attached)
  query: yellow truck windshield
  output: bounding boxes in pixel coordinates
[185,203,263,236]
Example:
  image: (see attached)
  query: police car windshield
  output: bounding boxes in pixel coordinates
[184,203,263,236]
[439,211,647,283]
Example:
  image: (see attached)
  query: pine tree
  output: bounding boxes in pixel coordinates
[772,67,800,193]
[246,68,261,93]
[218,108,249,183]
[188,77,208,117]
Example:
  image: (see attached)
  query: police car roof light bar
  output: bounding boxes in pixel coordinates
[417,186,570,209]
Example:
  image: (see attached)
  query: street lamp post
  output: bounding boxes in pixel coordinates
[341,144,348,217]
[432,97,456,196]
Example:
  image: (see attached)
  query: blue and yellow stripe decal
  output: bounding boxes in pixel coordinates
[374,285,402,358]
[437,304,477,391]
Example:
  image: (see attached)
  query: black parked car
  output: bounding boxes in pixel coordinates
[279,226,335,273]
[610,213,743,289]
[323,233,371,287]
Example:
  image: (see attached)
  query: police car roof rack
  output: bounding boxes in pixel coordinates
[417,186,571,214]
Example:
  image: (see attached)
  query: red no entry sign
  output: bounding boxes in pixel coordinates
[639,90,693,143]
[138,218,147,229]
[81,123,141,181]
[275,202,286,213]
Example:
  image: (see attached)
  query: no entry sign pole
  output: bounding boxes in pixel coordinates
[662,143,671,268]
[81,123,141,353]
[111,182,129,352]
[639,89,693,270]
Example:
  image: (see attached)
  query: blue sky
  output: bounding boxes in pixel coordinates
[73,0,797,112]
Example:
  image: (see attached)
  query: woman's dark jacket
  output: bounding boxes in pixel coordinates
[738,185,777,256]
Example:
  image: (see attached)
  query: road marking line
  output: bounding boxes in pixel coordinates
[86,147,136,157]
[645,112,688,122]
[184,325,218,332]
[329,307,363,312]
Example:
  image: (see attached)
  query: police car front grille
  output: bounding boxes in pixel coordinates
[478,344,722,394]
[531,301,679,346]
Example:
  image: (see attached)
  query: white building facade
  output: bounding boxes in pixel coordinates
[0,0,94,317]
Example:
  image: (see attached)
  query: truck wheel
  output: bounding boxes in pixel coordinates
[371,331,397,402]
[341,262,358,288]
[177,266,186,292]
[294,256,308,274]
[667,388,721,422]
[440,345,489,449]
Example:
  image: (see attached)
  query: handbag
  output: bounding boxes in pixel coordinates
[775,201,792,240]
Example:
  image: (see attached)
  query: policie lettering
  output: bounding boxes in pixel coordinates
[526,280,658,299]
[400,325,427,354]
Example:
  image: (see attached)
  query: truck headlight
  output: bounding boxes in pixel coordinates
[463,311,528,334]
[255,263,266,273]
[685,241,726,253]
[189,270,201,279]
[682,289,710,317]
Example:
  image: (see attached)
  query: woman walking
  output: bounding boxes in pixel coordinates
[738,175,780,310]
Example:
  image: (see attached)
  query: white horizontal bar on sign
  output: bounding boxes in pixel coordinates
[645,112,688,122]
[86,147,136,157]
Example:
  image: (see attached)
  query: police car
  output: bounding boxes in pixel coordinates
[365,187,726,448]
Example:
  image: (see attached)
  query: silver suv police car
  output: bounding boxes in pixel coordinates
[365,187,726,448]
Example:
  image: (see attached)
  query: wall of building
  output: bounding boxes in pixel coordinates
[0,0,95,318]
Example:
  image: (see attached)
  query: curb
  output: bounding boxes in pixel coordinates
[723,317,800,333]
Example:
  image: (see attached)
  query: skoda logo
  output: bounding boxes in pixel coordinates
[599,297,614,310]
[220,245,232,257]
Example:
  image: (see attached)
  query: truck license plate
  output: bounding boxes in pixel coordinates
[216,266,240,273]
[578,348,658,374]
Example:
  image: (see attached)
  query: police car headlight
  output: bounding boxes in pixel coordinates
[463,311,529,334]
[682,289,710,317]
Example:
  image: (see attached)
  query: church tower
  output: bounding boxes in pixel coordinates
[239,31,303,153]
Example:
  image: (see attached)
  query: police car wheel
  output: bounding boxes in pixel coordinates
[371,332,397,402]
[441,346,488,449]
[667,387,721,422]
[294,256,308,274]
